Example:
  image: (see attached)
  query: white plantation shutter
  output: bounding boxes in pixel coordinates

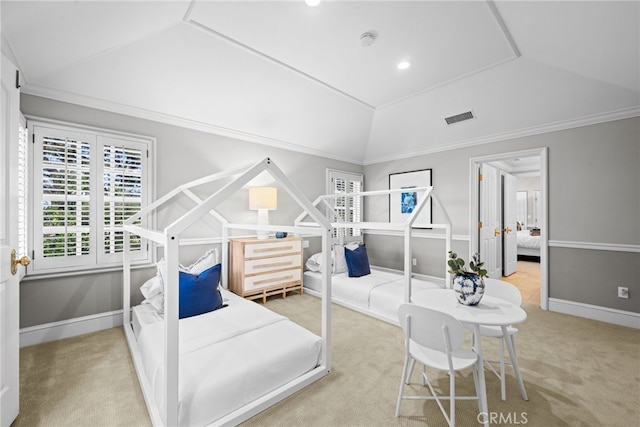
[328,169,363,241]
[34,127,95,270]
[99,138,147,264]
[30,122,152,274]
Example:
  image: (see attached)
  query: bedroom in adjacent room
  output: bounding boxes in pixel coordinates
[474,152,544,307]
[509,162,542,306]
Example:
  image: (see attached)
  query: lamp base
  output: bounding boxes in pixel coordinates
[256,209,270,240]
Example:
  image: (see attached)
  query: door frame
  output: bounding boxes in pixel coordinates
[469,147,549,310]
[1,52,22,425]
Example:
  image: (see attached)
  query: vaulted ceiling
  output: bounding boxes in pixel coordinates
[2,1,638,164]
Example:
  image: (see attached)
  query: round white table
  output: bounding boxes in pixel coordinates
[412,289,528,426]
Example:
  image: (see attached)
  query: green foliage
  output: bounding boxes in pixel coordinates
[447,251,488,278]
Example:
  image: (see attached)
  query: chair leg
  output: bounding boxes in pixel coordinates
[396,355,411,417]
[472,364,482,414]
[499,337,506,401]
[406,358,416,384]
[502,327,528,401]
[449,370,456,427]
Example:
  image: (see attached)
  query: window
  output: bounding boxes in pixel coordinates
[28,120,153,275]
[327,169,363,241]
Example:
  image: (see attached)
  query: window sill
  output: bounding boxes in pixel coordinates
[21,262,156,282]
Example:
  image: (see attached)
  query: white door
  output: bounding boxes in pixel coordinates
[503,173,518,276]
[478,163,501,278]
[1,53,23,426]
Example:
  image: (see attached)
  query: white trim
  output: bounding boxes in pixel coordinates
[469,147,549,310]
[19,309,123,348]
[548,298,640,329]
[549,240,640,253]
[365,229,469,241]
[21,85,363,165]
[364,107,640,165]
[23,86,638,168]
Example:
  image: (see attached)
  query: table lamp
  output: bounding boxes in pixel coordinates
[249,186,277,240]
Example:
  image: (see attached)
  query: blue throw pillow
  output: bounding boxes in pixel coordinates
[344,244,371,278]
[178,263,225,319]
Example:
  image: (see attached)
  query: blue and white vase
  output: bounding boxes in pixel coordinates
[452,273,485,306]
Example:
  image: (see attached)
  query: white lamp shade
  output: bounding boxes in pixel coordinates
[249,187,278,211]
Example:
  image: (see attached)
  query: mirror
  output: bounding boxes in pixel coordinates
[516,191,527,228]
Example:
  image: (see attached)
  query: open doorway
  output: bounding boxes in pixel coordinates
[469,148,548,310]
[500,166,542,305]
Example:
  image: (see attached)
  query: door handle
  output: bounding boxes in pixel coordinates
[503,227,513,233]
[11,249,30,275]
[494,229,501,236]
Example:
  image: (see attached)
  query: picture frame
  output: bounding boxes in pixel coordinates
[388,168,432,227]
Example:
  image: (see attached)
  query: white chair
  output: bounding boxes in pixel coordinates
[469,278,526,401]
[395,303,483,427]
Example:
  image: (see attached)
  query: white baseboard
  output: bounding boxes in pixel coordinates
[548,298,640,329]
[19,309,124,348]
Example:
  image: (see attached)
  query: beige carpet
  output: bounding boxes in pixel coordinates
[14,293,640,427]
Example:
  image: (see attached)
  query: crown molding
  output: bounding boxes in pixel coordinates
[22,83,638,168]
[22,84,363,166]
[363,106,640,165]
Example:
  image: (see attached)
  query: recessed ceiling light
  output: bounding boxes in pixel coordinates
[397,61,412,70]
[305,0,321,7]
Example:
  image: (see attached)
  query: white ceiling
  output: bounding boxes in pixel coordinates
[2,1,639,165]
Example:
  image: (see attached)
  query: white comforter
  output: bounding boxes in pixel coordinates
[517,230,541,249]
[304,268,442,322]
[137,289,321,426]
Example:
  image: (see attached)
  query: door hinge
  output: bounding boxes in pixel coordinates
[478,173,483,181]
[15,70,21,89]
[478,221,483,228]
[32,133,35,143]
[31,250,35,260]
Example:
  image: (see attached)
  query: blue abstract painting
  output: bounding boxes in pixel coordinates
[400,187,417,214]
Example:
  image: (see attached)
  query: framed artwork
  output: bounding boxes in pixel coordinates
[388,168,432,227]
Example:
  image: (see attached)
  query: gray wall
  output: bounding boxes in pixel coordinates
[364,117,639,313]
[18,94,640,326]
[19,94,362,328]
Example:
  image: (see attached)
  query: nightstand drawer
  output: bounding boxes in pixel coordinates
[245,240,302,258]
[243,269,303,292]
[245,254,302,274]
[229,236,304,303]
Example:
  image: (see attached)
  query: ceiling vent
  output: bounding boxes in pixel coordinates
[445,111,475,125]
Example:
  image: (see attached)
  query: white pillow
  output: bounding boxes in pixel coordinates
[142,292,164,313]
[180,248,219,275]
[140,275,162,300]
[332,245,348,274]
[305,252,324,272]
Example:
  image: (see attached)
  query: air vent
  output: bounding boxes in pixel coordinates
[445,111,475,125]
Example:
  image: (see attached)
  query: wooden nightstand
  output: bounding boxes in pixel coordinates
[229,237,304,303]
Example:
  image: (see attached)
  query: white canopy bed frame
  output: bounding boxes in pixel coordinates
[122,158,333,426]
[294,186,453,321]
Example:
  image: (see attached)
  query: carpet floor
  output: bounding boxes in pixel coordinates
[14,292,640,427]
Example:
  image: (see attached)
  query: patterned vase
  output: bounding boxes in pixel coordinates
[452,273,485,306]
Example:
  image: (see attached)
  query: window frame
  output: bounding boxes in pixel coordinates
[326,168,363,242]
[26,117,155,276]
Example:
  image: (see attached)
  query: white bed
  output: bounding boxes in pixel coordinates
[131,288,321,426]
[304,268,443,324]
[123,158,334,426]
[294,185,453,326]
[517,229,541,258]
